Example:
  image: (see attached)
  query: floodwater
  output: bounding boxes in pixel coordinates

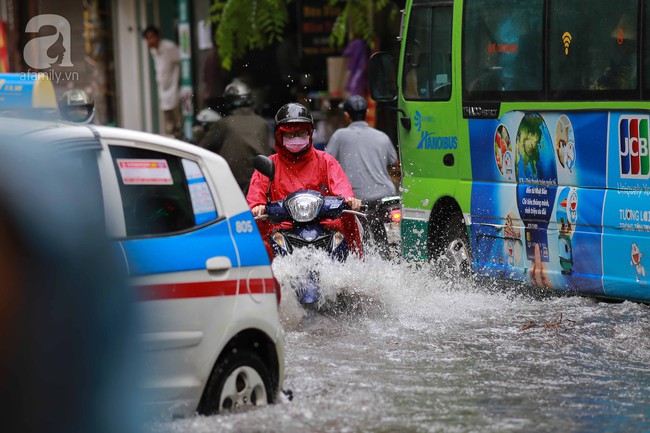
[150,248,650,433]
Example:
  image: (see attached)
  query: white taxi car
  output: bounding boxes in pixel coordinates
[9,118,285,417]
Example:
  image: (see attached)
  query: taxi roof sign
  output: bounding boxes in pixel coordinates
[0,73,57,109]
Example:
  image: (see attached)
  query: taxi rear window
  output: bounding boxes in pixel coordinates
[109,146,218,237]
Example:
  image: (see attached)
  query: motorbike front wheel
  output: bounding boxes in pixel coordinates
[296,270,321,306]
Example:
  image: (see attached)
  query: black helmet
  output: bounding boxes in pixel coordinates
[59,89,95,123]
[274,102,313,128]
[223,80,252,110]
[341,95,368,116]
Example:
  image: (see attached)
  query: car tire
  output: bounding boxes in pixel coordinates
[198,349,273,415]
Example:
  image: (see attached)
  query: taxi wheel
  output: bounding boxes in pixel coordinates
[198,349,273,415]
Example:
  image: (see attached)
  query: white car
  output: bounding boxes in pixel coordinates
[10,118,285,418]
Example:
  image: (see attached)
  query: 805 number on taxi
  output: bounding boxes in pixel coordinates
[235,219,254,233]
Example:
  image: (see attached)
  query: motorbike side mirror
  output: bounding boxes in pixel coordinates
[253,154,275,181]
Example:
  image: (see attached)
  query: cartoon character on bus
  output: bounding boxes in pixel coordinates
[630,242,647,284]
[555,115,576,173]
[494,124,511,174]
[501,213,522,268]
[556,187,577,275]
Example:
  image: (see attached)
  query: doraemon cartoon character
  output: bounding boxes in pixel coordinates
[631,242,646,284]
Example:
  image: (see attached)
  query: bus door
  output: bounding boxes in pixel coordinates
[398,0,457,254]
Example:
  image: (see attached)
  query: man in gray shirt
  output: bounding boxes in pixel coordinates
[326,95,399,257]
[325,95,398,201]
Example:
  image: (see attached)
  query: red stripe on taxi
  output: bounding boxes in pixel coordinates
[137,278,276,301]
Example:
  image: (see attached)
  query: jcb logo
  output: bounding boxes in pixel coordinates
[619,116,650,179]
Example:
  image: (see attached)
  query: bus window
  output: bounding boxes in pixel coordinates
[549,0,638,99]
[643,2,650,95]
[402,3,452,101]
[463,0,544,100]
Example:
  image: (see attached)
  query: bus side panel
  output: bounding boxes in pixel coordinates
[603,113,650,301]
[468,111,609,295]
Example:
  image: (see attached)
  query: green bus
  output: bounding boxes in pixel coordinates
[369,0,650,302]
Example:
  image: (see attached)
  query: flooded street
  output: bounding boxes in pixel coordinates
[151,251,650,433]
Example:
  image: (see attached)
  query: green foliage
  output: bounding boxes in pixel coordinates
[209,0,392,70]
[210,0,290,70]
[328,0,391,48]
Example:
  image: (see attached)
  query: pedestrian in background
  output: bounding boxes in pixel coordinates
[142,25,183,139]
[199,80,274,194]
[326,95,398,203]
[342,34,370,97]
[326,95,399,252]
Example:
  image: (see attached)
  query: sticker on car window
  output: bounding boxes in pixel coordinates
[182,158,204,180]
[189,182,216,214]
[117,159,173,185]
[182,159,217,224]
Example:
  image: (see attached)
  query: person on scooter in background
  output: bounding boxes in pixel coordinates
[199,80,273,194]
[247,102,363,258]
[325,95,399,251]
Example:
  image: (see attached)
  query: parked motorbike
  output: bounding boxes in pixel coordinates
[360,196,402,260]
[253,155,364,309]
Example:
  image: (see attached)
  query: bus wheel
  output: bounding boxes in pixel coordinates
[430,214,471,278]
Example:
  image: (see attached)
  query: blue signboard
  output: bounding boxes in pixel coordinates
[0,73,57,108]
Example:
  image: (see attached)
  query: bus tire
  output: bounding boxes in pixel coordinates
[198,349,273,415]
[429,213,471,278]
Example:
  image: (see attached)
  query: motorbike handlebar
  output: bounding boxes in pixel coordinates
[255,211,365,220]
[343,209,367,218]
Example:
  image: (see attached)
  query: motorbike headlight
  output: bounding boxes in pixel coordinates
[285,194,323,222]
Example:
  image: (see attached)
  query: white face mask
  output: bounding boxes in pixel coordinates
[283,136,310,153]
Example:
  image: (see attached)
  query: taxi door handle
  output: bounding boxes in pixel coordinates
[206,256,232,272]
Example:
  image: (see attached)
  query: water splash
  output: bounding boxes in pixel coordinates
[148,250,650,433]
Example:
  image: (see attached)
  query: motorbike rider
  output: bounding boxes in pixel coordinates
[199,80,273,193]
[325,95,399,247]
[247,102,363,257]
